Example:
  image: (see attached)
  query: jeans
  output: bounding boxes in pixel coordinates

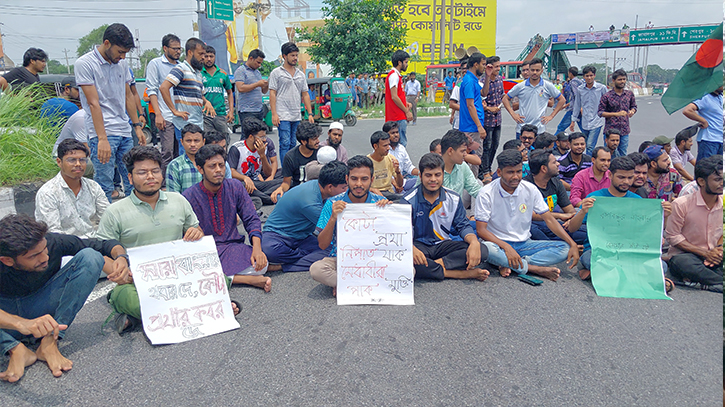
[481,125,501,174]
[583,126,602,156]
[482,239,569,274]
[616,134,629,157]
[397,119,408,147]
[697,140,723,161]
[530,220,588,245]
[0,248,102,355]
[556,111,582,134]
[261,231,329,272]
[173,126,185,157]
[668,253,723,286]
[277,121,300,162]
[89,135,133,202]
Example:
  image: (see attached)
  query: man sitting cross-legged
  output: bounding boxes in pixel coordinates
[476,149,579,280]
[262,161,349,272]
[525,148,587,245]
[665,155,723,293]
[97,146,240,334]
[567,156,672,283]
[404,153,491,282]
[310,155,389,295]
[0,214,130,382]
[228,117,283,206]
[184,144,271,292]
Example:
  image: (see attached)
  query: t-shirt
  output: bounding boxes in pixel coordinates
[474,179,549,242]
[53,110,88,156]
[315,191,384,257]
[233,63,264,113]
[523,174,571,212]
[228,140,265,178]
[268,66,308,122]
[693,93,724,143]
[558,152,592,184]
[669,146,695,168]
[263,180,323,240]
[282,146,318,187]
[385,68,406,122]
[459,71,484,133]
[40,98,80,128]
[368,154,397,192]
[2,66,39,90]
[450,85,461,129]
[202,65,232,115]
[166,60,204,129]
[506,78,562,133]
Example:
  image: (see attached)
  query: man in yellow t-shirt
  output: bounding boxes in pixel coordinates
[367,131,403,201]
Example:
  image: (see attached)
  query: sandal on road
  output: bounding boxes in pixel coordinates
[231,300,242,317]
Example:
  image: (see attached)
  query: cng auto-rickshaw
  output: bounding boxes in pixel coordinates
[305,77,357,126]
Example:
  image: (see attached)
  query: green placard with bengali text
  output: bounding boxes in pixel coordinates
[587,197,671,300]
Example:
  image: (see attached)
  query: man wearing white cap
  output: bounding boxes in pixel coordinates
[305,146,338,181]
[319,122,348,164]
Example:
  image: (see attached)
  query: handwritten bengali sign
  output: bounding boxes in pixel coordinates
[128,236,240,344]
[587,197,671,300]
[337,204,415,305]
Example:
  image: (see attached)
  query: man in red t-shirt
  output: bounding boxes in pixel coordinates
[385,50,414,147]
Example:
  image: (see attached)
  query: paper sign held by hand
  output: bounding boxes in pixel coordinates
[128,236,240,344]
[337,204,415,305]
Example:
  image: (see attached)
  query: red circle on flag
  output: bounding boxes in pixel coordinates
[696,38,723,68]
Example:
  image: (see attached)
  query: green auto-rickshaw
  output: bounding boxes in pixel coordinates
[305,77,357,126]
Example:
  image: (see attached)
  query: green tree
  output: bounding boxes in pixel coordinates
[46,59,73,74]
[77,24,109,56]
[135,48,163,78]
[296,0,407,75]
[259,60,275,76]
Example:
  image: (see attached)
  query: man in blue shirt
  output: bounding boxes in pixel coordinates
[309,156,389,294]
[444,71,455,102]
[40,77,80,129]
[262,161,349,272]
[459,52,487,178]
[556,66,584,134]
[682,87,724,161]
[566,155,672,282]
[402,153,490,281]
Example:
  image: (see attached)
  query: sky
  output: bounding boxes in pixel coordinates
[0,0,720,72]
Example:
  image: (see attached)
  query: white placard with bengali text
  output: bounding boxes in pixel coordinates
[336,204,415,305]
[128,236,240,345]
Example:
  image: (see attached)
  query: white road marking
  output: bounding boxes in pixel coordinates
[84,283,116,305]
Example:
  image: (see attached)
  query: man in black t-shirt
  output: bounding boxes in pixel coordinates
[0,214,130,383]
[526,149,587,244]
[270,121,320,203]
[0,48,47,91]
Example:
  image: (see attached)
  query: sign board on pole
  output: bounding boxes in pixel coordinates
[678,25,719,42]
[629,28,680,45]
[206,0,234,21]
[336,204,415,305]
[129,236,240,344]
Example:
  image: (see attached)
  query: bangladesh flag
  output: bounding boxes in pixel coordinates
[661,23,723,114]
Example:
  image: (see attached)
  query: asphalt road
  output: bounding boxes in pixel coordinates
[2,96,720,406]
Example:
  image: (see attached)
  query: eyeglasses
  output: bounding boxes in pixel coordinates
[134,168,162,177]
[168,47,182,51]
[64,157,89,165]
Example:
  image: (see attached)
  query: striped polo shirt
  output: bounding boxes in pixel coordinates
[166,60,204,130]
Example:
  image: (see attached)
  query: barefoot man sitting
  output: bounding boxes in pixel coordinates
[0,214,130,381]
[183,144,271,291]
[475,149,579,280]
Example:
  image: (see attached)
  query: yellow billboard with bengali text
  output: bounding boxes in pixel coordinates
[394,0,497,74]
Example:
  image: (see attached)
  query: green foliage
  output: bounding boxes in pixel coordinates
[77,24,109,57]
[135,48,163,78]
[46,59,73,75]
[639,64,679,84]
[296,0,407,76]
[0,86,61,186]
[259,60,276,77]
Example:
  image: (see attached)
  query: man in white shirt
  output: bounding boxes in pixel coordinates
[35,139,109,239]
[475,149,579,281]
[405,73,421,125]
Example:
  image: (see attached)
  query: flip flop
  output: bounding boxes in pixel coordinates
[664,278,674,293]
[231,300,242,317]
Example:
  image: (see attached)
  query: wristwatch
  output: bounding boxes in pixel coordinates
[115,254,130,266]
[132,122,142,127]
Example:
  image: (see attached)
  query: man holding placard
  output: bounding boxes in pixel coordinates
[184,144,271,292]
[97,146,240,334]
[310,156,389,295]
[476,150,579,281]
[566,156,672,284]
[402,153,490,282]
